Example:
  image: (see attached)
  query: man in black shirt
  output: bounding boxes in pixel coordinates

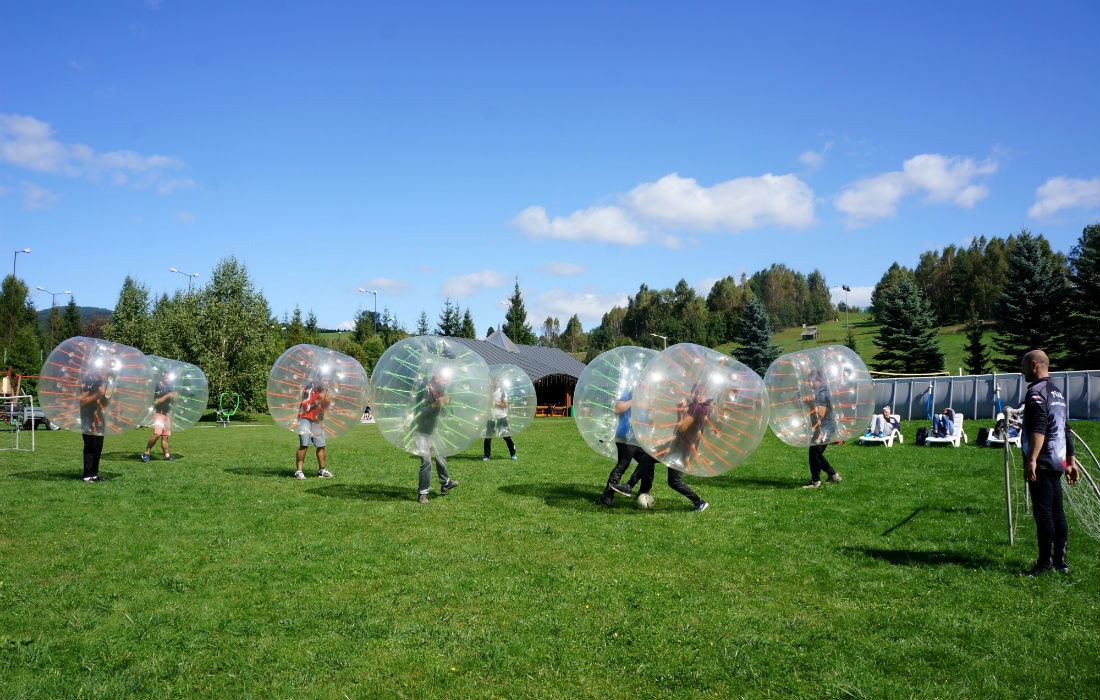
[1020,349,1080,576]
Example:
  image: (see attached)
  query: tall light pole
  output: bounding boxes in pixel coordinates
[169,266,199,292]
[650,333,667,350]
[358,288,378,334]
[842,285,851,336]
[8,248,31,353]
[36,286,72,349]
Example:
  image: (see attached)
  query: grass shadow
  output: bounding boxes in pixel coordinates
[224,466,291,479]
[308,483,410,502]
[9,469,82,481]
[844,546,999,570]
[500,481,608,512]
[712,475,797,490]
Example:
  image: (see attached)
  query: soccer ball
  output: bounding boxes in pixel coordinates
[636,493,655,509]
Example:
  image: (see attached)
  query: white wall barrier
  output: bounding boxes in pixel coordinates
[873,371,1100,422]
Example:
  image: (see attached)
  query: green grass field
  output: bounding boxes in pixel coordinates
[2,416,1098,698]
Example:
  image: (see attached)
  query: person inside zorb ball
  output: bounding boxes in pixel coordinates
[764,345,874,447]
[371,336,490,503]
[632,343,770,478]
[266,344,369,480]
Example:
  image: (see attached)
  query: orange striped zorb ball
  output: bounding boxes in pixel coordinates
[632,343,770,476]
[764,345,874,447]
[266,344,369,441]
[39,336,154,436]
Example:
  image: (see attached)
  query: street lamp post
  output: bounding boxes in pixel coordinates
[650,333,668,350]
[842,285,851,336]
[358,288,378,334]
[169,266,200,292]
[8,248,31,353]
[36,286,72,349]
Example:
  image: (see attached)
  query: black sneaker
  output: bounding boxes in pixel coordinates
[1021,563,1053,578]
[1054,562,1070,574]
[609,482,632,497]
[599,496,614,508]
[82,475,104,483]
[441,480,459,494]
[693,500,709,512]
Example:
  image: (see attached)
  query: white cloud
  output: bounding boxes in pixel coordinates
[539,261,589,277]
[23,181,60,211]
[531,288,629,326]
[798,141,832,171]
[693,278,719,298]
[627,173,816,232]
[834,153,998,228]
[1027,176,1100,218]
[511,204,647,245]
[176,210,195,223]
[440,269,507,298]
[0,113,188,194]
[362,278,414,300]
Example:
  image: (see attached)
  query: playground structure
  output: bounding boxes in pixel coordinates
[216,392,240,427]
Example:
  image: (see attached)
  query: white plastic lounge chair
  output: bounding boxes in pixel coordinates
[859,414,903,447]
[925,411,966,447]
[986,408,1022,449]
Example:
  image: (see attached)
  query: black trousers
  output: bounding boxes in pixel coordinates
[808,444,836,482]
[82,434,104,478]
[483,436,516,458]
[1028,469,1069,567]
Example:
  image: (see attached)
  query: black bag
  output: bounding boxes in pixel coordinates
[916,427,928,446]
[977,428,990,447]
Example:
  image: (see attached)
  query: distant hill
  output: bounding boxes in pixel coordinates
[36,306,113,327]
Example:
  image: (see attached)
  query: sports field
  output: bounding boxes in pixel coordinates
[2,416,1097,698]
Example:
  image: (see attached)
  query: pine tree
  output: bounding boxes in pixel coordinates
[963,310,990,375]
[1067,223,1100,370]
[993,229,1067,368]
[561,314,585,353]
[459,309,477,339]
[435,299,461,336]
[61,296,83,342]
[871,276,945,374]
[416,312,430,336]
[733,296,781,375]
[503,278,537,344]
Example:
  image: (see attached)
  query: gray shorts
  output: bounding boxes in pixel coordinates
[298,419,326,448]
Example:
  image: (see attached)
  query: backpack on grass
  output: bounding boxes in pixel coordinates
[915,427,928,446]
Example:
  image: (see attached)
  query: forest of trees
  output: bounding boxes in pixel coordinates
[2,224,1097,410]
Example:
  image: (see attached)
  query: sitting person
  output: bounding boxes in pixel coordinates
[992,412,1021,440]
[932,407,955,438]
[868,405,900,437]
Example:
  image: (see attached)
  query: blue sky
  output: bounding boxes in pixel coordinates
[3,1,1098,335]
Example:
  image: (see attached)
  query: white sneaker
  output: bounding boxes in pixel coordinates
[318,468,334,478]
[293,470,306,480]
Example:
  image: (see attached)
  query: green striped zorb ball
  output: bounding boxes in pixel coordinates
[764,345,874,447]
[372,336,491,458]
[482,364,536,439]
[266,344,369,440]
[573,346,658,458]
[632,343,769,476]
[142,356,209,433]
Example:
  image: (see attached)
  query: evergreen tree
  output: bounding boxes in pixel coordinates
[993,229,1067,368]
[503,279,537,344]
[733,296,781,375]
[459,309,477,339]
[351,307,375,343]
[304,310,319,343]
[104,276,152,351]
[871,276,945,374]
[285,307,310,347]
[416,311,430,336]
[844,325,858,354]
[963,311,990,375]
[435,298,461,336]
[1067,223,1100,370]
[61,296,83,342]
[561,314,585,353]
[869,263,914,322]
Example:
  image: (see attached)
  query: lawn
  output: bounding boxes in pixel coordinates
[2,416,1098,698]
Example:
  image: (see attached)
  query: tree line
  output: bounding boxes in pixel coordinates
[3,224,1097,410]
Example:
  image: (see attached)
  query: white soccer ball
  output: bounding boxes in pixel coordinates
[636,493,655,510]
